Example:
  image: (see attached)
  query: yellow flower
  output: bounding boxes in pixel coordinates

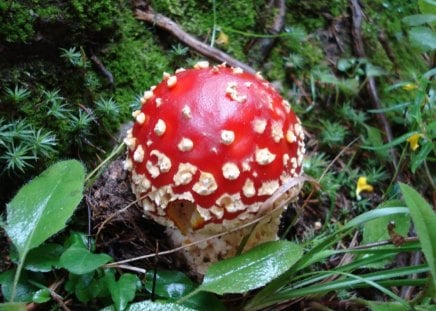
[402,83,418,91]
[356,176,374,200]
[407,133,423,151]
[215,31,229,46]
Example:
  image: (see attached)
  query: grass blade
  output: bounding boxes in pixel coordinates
[399,183,436,289]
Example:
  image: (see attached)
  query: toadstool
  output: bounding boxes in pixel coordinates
[124,62,305,274]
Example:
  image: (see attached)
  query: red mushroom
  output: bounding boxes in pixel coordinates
[124,62,305,274]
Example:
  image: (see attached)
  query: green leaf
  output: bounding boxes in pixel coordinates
[362,131,419,150]
[362,201,410,244]
[60,246,112,274]
[32,288,51,303]
[361,201,410,268]
[399,183,436,289]
[419,0,436,15]
[403,14,436,26]
[410,141,433,173]
[408,26,436,51]
[366,301,408,311]
[144,270,225,311]
[100,300,197,311]
[4,160,85,261]
[106,273,138,311]
[65,272,107,302]
[0,270,36,302]
[24,243,64,272]
[145,270,196,299]
[199,240,303,295]
[0,303,27,311]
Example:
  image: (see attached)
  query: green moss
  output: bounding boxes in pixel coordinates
[151,0,265,61]
[0,1,35,43]
[101,11,170,116]
[69,0,118,33]
[286,0,348,31]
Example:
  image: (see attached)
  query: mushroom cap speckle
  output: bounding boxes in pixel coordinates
[125,63,305,234]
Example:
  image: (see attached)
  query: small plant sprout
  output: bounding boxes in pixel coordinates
[124,62,306,274]
[95,97,119,118]
[60,47,88,68]
[355,176,374,200]
[0,143,35,173]
[4,85,31,103]
[42,89,64,104]
[31,129,56,158]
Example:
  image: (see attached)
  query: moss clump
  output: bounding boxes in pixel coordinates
[101,11,171,115]
[151,0,265,61]
[287,0,348,31]
[0,1,35,43]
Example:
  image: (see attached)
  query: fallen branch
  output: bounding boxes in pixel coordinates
[350,0,398,169]
[247,0,286,64]
[90,54,114,86]
[135,8,256,74]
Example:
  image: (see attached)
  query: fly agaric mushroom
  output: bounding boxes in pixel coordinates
[124,62,305,274]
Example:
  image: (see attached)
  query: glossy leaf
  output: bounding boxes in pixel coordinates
[32,288,51,303]
[399,183,436,288]
[106,272,138,311]
[145,270,225,311]
[100,300,197,311]
[4,160,85,261]
[60,246,112,274]
[199,240,303,295]
[0,270,36,302]
[145,270,195,299]
[24,243,64,272]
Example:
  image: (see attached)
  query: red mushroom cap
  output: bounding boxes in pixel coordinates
[124,62,305,233]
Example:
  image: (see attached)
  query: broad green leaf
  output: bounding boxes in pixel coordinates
[0,270,36,302]
[106,272,138,311]
[367,301,408,311]
[361,201,411,268]
[399,183,436,288]
[4,160,85,261]
[408,26,436,51]
[100,300,197,311]
[199,240,303,295]
[0,303,27,311]
[60,246,112,274]
[32,288,51,303]
[65,272,108,302]
[145,270,196,299]
[362,201,410,244]
[419,0,436,15]
[144,270,225,311]
[403,14,436,26]
[24,243,64,272]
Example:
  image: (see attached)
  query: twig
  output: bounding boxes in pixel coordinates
[135,9,256,74]
[247,0,286,63]
[90,54,114,86]
[349,0,398,169]
[377,30,398,72]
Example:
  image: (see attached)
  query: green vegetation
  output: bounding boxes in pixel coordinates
[1,0,435,310]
